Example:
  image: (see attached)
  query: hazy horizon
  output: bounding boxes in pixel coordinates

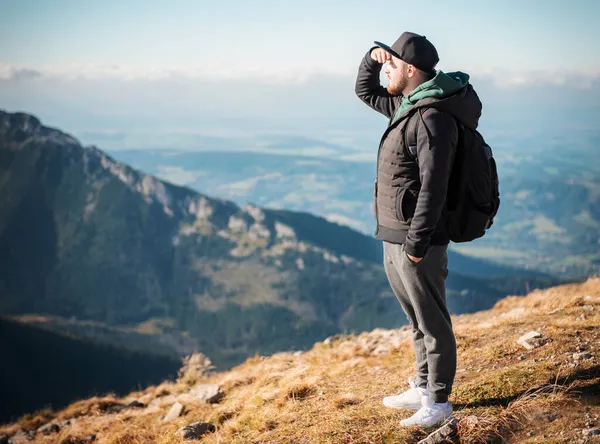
[2,0,599,153]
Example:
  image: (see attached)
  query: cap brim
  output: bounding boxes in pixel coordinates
[373,41,401,60]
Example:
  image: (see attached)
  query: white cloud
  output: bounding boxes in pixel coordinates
[0,65,43,80]
[2,61,599,91]
[1,60,599,145]
[471,68,600,90]
[0,61,352,84]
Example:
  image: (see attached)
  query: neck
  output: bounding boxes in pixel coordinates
[402,77,427,97]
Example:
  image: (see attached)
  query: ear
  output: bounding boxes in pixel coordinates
[407,65,417,78]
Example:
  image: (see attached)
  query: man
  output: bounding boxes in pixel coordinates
[354,32,482,428]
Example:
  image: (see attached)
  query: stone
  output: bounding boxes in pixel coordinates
[573,352,593,360]
[516,331,551,350]
[175,422,216,440]
[150,394,178,407]
[461,415,483,427]
[323,334,341,345]
[100,401,128,413]
[57,419,73,428]
[162,402,185,422]
[59,435,96,444]
[8,430,36,443]
[138,393,154,404]
[174,393,196,404]
[189,384,225,404]
[126,400,145,409]
[37,422,60,435]
[582,428,600,436]
[541,411,561,423]
[418,416,459,443]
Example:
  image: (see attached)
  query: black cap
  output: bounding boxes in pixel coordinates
[374,32,439,72]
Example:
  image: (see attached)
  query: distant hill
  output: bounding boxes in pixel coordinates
[0,110,563,374]
[0,317,180,423]
[111,146,600,277]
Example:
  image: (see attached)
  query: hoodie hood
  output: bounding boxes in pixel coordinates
[392,70,482,130]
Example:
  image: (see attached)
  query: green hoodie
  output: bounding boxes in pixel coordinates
[391,70,470,125]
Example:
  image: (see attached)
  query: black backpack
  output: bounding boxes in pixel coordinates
[404,108,500,243]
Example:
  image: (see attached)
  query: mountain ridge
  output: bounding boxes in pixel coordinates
[0,109,563,372]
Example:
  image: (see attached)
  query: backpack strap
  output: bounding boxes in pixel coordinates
[404,106,460,164]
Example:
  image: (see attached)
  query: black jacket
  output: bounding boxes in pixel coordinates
[355,49,482,257]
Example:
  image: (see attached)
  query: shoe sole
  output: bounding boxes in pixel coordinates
[399,412,454,428]
[382,399,421,410]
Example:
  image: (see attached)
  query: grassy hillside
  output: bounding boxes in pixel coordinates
[2,277,598,443]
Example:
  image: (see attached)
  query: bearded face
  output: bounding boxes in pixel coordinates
[385,57,409,95]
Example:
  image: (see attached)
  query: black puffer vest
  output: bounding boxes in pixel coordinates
[373,110,448,245]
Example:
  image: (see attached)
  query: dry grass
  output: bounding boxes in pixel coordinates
[12,408,53,433]
[458,380,577,443]
[2,277,599,443]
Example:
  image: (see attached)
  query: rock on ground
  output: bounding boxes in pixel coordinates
[37,422,60,435]
[162,402,185,422]
[58,435,96,443]
[8,430,36,443]
[516,331,551,350]
[175,422,216,440]
[190,384,225,404]
[418,416,459,444]
[582,427,600,437]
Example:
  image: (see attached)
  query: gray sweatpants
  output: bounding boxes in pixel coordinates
[383,241,456,403]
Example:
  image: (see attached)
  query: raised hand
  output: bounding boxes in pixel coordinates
[370,47,392,64]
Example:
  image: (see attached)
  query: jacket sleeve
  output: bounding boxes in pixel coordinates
[354,47,402,119]
[404,108,458,258]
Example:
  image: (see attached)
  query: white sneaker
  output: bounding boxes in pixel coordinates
[383,376,429,410]
[399,395,454,428]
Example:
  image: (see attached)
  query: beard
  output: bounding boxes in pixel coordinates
[386,74,408,95]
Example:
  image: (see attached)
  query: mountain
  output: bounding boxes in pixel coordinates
[110,140,600,278]
[0,110,562,373]
[1,277,598,443]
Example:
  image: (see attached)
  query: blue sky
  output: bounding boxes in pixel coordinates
[2,0,599,75]
[1,0,599,148]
